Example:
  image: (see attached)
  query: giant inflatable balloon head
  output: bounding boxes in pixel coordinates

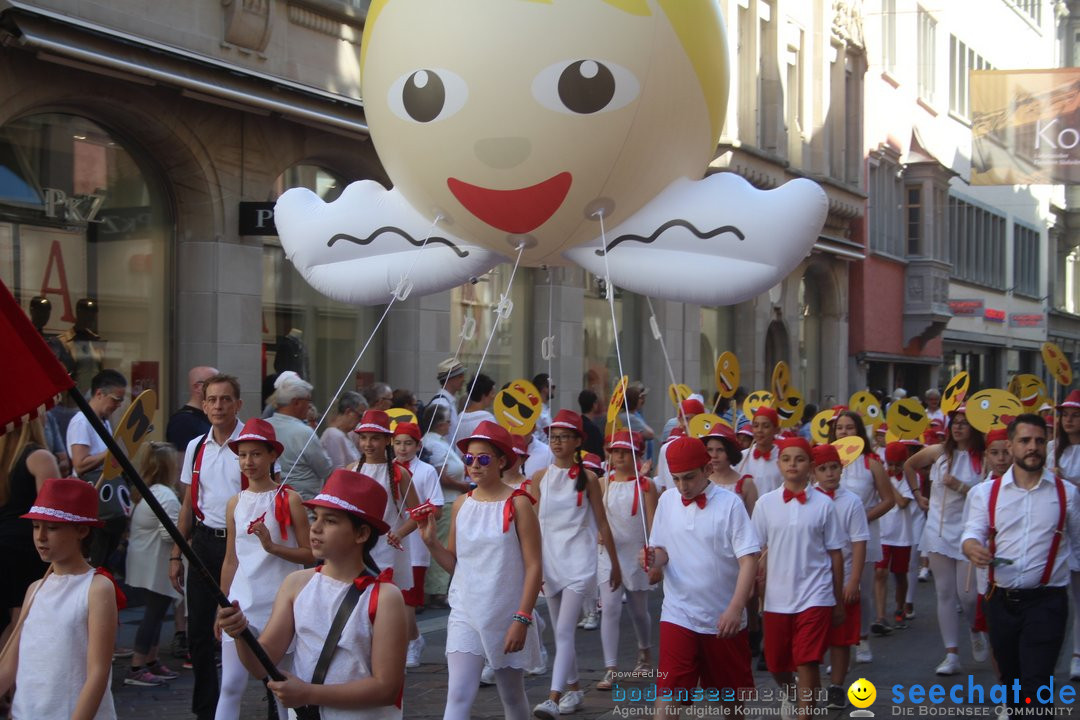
[274,0,828,306]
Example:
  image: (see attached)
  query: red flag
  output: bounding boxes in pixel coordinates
[0,279,74,435]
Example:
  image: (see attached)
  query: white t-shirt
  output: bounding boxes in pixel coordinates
[649,484,760,634]
[454,410,496,449]
[816,486,870,584]
[879,476,915,547]
[752,486,845,614]
[652,437,676,493]
[403,457,445,566]
[180,419,245,530]
[65,412,111,468]
[523,436,554,479]
[739,446,783,497]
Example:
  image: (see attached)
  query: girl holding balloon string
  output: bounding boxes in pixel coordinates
[529,409,622,719]
[903,405,985,676]
[827,410,894,663]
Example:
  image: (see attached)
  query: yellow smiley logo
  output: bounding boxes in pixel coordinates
[771,361,791,402]
[848,390,883,432]
[833,436,865,467]
[810,409,834,445]
[385,407,418,433]
[1007,373,1047,409]
[668,383,693,409]
[886,397,929,441]
[1043,341,1073,385]
[688,413,729,439]
[715,351,740,399]
[942,372,970,415]
[742,390,774,421]
[965,389,1022,433]
[493,379,542,436]
[605,376,629,437]
[775,388,804,429]
[848,678,876,709]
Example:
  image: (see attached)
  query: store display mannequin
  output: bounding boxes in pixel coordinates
[274,326,308,378]
[30,295,75,374]
[59,297,105,392]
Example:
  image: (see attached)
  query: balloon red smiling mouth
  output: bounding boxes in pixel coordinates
[447,172,572,234]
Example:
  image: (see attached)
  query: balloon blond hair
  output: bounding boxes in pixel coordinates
[361,0,729,141]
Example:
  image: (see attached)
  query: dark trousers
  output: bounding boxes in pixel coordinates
[985,586,1068,713]
[133,590,174,657]
[187,526,227,720]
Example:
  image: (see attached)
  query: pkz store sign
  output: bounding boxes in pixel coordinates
[42,188,150,238]
[239,202,278,236]
[43,188,106,224]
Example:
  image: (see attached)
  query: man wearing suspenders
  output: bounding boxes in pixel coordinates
[962,413,1080,716]
[168,373,248,720]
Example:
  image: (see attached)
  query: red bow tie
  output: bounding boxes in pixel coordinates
[815,486,835,499]
[783,488,807,504]
[682,493,707,509]
[753,447,772,461]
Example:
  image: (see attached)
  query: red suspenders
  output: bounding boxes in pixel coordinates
[987,474,1067,588]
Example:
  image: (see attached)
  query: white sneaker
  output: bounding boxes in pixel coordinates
[533,699,561,719]
[557,690,585,714]
[935,652,962,676]
[526,646,549,676]
[1070,656,1080,681]
[918,566,931,582]
[405,635,425,668]
[856,639,872,663]
[581,610,599,631]
[971,631,989,663]
[479,664,496,686]
[781,697,797,720]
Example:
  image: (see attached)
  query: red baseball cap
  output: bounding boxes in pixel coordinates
[665,436,711,473]
[811,444,841,466]
[985,428,1009,445]
[776,436,812,456]
[22,477,103,527]
[754,406,780,427]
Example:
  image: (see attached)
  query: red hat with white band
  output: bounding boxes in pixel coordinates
[736,425,754,438]
[680,398,706,416]
[457,420,518,471]
[606,430,637,451]
[22,477,104,527]
[303,469,389,535]
[701,422,738,445]
[1058,390,1080,410]
[582,453,603,472]
[354,409,393,435]
[393,422,422,443]
[545,409,584,438]
[665,436,711,473]
[511,434,530,459]
[228,417,284,456]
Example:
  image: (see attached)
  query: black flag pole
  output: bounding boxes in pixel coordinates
[67,387,285,682]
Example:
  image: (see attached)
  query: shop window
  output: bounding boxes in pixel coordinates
[0,112,170,412]
[948,193,1006,290]
[263,165,383,408]
[917,8,937,106]
[450,265,533,387]
[1012,222,1040,298]
[868,154,904,258]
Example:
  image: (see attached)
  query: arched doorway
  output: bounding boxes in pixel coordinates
[799,271,824,405]
[765,320,789,382]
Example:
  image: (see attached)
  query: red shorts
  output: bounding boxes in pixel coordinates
[826,601,861,647]
[401,566,427,608]
[875,545,912,573]
[763,607,832,673]
[658,622,754,698]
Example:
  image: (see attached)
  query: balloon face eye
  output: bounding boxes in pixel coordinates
[388,68,469,123]
[533,59,640,115]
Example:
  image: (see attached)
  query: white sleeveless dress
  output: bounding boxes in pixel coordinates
[1051,442,1080,571]
[228,488,302,636]
[446,493,542,669]
[13,568,116,720]
[919,450,981,560]
[360,462,413,591]
[292,572,403,720]
[538,465,598,597]
[599,477,650,592]
[840,455,884,563]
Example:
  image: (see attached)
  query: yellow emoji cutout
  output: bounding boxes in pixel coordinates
[886,397,930,441]
[848,390,884,432]
[605,375,629,437]
[715,351,740,399]
[667,383,693,409]
[742,390,774,422]
[385,407,418,432]
[848,678,876,709]
[688,413,730,439]
[965,389,1022,433]
[770,361,791,403]
[1043,341,1073,385]
[833,436,865,467]
[941,371,970,415]
[1007,374,1047,410]
[775,388,804,429]
[493,379,542,436]
[810,409,834,445]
